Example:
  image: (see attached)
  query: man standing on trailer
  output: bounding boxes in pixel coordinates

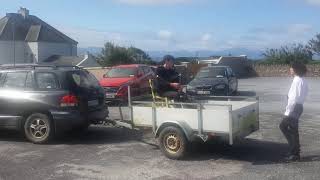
[155,55,181,98]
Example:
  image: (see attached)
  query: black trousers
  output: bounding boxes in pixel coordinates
[279,104,303,156]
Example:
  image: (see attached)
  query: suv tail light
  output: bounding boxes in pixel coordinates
[60,94,78,107]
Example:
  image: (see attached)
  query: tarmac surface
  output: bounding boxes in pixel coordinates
[1,77,320,180]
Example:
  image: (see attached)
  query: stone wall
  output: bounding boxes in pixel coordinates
[253,64,320,77]
[86,64,320,80]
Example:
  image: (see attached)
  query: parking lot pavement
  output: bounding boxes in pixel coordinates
[1,77,320,180]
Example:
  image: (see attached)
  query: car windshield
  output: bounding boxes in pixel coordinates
[105,67,137,78]
[196,67,227,78]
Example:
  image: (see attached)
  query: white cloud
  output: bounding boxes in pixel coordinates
[157,30,173,40]
[288,24,313,34]
[201,33,212,41]
[55,25,123,47]
[236,23,314,50]
[54,23,315,53]
[305,0,320,6]
[116,0,192,5]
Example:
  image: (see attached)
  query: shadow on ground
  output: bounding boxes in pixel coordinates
[1,126,319,165]
[0,126,145,145]
[237,91,257,97]
[187,139,320,165]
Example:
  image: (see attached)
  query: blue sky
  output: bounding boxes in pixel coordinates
[1,0,320,52]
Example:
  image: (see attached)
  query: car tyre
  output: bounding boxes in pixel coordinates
[24,113,54,144]
[159,126,188,160]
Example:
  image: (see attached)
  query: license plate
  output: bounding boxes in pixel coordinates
[197,91,211,95]
[106,93,116,99]
[88,100,99,106]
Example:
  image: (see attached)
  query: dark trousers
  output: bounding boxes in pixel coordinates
[279,104,303,156]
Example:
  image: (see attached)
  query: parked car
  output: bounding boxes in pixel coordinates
[99,64,155,103]
[186,66,238,96]
[0,64,108,144]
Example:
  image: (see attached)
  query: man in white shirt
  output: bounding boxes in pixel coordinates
[280,62,308,161]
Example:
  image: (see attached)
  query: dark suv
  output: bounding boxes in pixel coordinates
[0,64,108,144]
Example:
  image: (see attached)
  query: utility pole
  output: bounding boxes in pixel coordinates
[12,22,16,68]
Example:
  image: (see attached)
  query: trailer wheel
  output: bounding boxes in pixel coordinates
[159,126,188,160]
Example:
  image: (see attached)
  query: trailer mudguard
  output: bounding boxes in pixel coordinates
[155,120,194,141]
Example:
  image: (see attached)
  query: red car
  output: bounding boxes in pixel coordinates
[99,64,155,102]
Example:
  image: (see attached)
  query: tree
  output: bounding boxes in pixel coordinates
[97,42,155,66]
[127,47,155,65]
[97,42,132,66]
[262,43,312,64]
[308,33,320,56]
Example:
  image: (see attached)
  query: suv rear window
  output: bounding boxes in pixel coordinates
[35,72,59,89]
[2,72,28,89]
[68,71,99,89]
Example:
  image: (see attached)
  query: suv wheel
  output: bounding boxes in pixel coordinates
[24,113,54,144]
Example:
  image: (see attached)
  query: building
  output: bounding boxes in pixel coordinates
[198,55,253,77]
[0,7,77,64]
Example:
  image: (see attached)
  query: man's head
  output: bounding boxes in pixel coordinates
[290,62,307,77]
[163,55,175,69]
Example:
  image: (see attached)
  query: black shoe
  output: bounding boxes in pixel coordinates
[284,155,300,162]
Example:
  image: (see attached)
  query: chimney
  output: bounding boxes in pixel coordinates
[18,7,29,19]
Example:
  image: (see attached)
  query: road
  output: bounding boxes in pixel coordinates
[1,77,320,180]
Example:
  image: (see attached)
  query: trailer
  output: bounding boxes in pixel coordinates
[108,88,259,159]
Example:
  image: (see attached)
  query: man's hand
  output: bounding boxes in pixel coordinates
[170,83,181,90]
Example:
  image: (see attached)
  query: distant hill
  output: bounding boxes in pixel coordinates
[78,47,264,61]
[147,48,264,60]
[78,47,102,56]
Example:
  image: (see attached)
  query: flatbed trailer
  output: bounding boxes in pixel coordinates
[108,88,259,159]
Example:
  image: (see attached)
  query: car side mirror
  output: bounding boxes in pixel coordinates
[103,74,107,78]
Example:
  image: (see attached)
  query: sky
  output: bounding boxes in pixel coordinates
[1,0,320,52]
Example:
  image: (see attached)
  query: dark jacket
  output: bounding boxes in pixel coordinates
[155,66,180,94]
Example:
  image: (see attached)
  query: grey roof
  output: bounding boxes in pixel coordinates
[42,54,101,68]
[42,55,83,66]
[220,56,247,61]
[0,13,77,44]
[79,54,101,67]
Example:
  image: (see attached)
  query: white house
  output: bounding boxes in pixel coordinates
[0,8,78,64]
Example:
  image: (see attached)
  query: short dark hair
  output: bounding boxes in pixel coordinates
[290,62,307,77]
[162,55,175,63]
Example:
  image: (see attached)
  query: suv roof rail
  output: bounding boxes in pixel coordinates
[0,64,82,70]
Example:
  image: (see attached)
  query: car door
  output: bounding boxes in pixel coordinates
[0,71,30,129]
[227,68,237,92]
[141,66,152,94]
[137,67,147,95]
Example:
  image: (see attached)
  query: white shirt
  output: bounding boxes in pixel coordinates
[284,76,308,116]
